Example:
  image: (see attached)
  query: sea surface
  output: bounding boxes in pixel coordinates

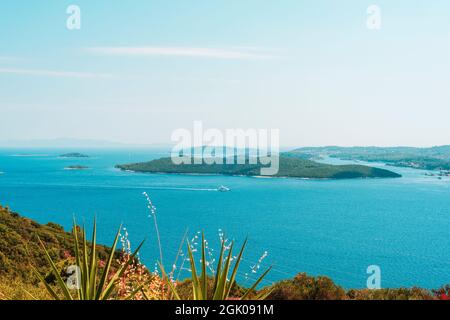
[0,148,449,289]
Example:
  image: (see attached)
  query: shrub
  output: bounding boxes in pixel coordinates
[432,285,450,300]
[264,273,347,300]
[347,288,434,300]
[34,219,144,300]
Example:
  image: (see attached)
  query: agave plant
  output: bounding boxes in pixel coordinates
[161,233,272,300]
[33,219,144,300]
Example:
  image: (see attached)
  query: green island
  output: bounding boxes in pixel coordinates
[0,204,446,300]
[115,156,401,179]
[284,146,450,171]
[59,152,89,158]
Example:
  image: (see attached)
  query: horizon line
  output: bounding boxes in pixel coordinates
[0,138,448,149]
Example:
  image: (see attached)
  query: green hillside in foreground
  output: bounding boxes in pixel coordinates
[0,205,111,282]
[115,156,401,179]
[0,204,445,300]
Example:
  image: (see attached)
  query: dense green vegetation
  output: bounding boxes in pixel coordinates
[0,205,112,298]
[285,146,450,170]
[115,156,401,179]
[264,273,435,300]
[0,205,72,280]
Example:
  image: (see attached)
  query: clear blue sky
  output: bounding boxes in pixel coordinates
[1,1,450,147]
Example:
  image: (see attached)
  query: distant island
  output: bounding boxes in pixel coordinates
[115,156,401,179]
[59,152,89,158]
[284,146,450,171]
[64,165,89,170]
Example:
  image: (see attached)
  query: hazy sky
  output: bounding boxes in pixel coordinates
[1,1,450,147]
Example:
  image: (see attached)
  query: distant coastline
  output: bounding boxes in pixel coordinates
[284,146,450,171]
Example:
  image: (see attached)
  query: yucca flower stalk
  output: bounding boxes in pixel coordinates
[142,192,168,298]
[33,219,145,300]
[116,228,150,299]
[161,232,272,300]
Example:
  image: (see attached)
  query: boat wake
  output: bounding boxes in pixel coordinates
[8,182,221,192]
[10,154,51,157]
[155,187,219,192]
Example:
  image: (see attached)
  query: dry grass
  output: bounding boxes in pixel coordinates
[0,276,53,300]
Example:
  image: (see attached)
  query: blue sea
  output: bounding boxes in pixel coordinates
[0,148,449,289]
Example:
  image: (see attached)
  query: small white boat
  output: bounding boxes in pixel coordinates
[217,185,230,192]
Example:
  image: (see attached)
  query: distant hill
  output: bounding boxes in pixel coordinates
[0,138,174,149]
[285,146,450,170]
[115,156,401,179]
[0,138,128,148]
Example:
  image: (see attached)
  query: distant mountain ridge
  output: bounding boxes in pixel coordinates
[0,138,174,149]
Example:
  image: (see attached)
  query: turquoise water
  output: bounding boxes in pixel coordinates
[0,148,449,289]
